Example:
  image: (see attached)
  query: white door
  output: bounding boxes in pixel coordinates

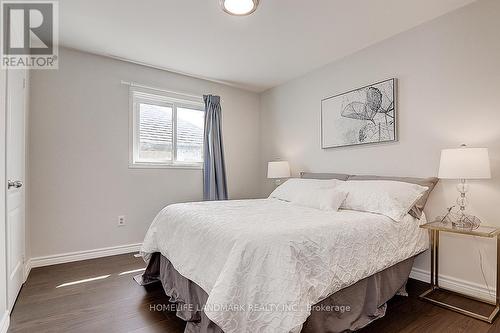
[0,68,8,319]
[5,68,26,310]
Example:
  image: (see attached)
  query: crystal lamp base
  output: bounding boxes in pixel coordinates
[436,207,482,230]
[451,212,481,230]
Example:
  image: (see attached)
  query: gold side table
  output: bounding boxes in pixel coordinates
[419,221,500,323]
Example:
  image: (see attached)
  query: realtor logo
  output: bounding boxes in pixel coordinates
[1,0,58,69]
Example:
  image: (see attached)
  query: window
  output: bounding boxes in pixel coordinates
[130,90,205,168]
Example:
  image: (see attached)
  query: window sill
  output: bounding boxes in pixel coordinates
[129,162,203,170]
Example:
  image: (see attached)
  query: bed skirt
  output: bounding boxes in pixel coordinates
[143,253,414,333]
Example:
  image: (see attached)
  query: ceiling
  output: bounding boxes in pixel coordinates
[59,0,476,92]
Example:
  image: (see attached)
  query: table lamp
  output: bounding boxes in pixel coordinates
[267,161,290,186]
[438,145,491,228]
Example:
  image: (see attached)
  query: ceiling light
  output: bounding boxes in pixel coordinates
[220,0,260,16]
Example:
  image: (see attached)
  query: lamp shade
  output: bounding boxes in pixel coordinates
[267,161,290,179]
[438,147,491,179]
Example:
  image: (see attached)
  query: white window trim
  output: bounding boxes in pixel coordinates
[128,88,205,169]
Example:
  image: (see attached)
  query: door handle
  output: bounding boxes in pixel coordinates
[7,180,22,189]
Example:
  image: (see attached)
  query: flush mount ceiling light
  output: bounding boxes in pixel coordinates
[220,0,260,16]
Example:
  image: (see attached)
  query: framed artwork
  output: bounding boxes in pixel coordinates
[321,78,397,148]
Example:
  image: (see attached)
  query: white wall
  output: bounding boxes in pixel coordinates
[29,48,261,258]
[261,0,500,293]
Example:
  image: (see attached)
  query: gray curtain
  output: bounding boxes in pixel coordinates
[203,95,228,200]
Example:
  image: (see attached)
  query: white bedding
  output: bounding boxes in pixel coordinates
[141,199,428,333]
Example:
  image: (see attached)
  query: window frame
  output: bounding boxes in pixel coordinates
[129,89,205,169]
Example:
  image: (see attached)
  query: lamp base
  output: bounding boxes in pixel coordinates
[452,212,481,230]
[437,207,481,230]
[444,179,481,230]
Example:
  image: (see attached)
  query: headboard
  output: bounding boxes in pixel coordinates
[299,172,349,181]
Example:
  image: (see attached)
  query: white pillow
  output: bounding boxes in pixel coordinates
[338,180,428,222]
[291,187,348,211]
[269,178,342,202]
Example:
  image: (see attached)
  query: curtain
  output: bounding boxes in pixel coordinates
[203,95,228,200]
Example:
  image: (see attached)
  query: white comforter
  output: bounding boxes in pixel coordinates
[141,199,428,333]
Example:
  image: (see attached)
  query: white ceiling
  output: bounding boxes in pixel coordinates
[60,0,475,92]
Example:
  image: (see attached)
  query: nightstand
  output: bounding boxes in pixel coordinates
[419,221,500,323]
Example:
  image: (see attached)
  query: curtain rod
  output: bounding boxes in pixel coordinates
[121,80,205,100]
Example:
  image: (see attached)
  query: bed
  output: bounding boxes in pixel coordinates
[140,173,437,333]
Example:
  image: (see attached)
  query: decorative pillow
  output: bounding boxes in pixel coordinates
[269,178,342,202]
[338,180,429,222]
[291,187,348,211]
[347,175,438,219]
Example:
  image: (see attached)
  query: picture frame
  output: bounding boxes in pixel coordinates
[321,78,397,149]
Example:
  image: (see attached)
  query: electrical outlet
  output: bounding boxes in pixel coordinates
[118,215,126,226]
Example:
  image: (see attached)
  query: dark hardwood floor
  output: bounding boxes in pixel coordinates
[8,254,500,333]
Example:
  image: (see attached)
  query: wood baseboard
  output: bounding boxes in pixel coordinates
[410,267,495,303]
[0,311,9,333]
[26,243,142,276]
